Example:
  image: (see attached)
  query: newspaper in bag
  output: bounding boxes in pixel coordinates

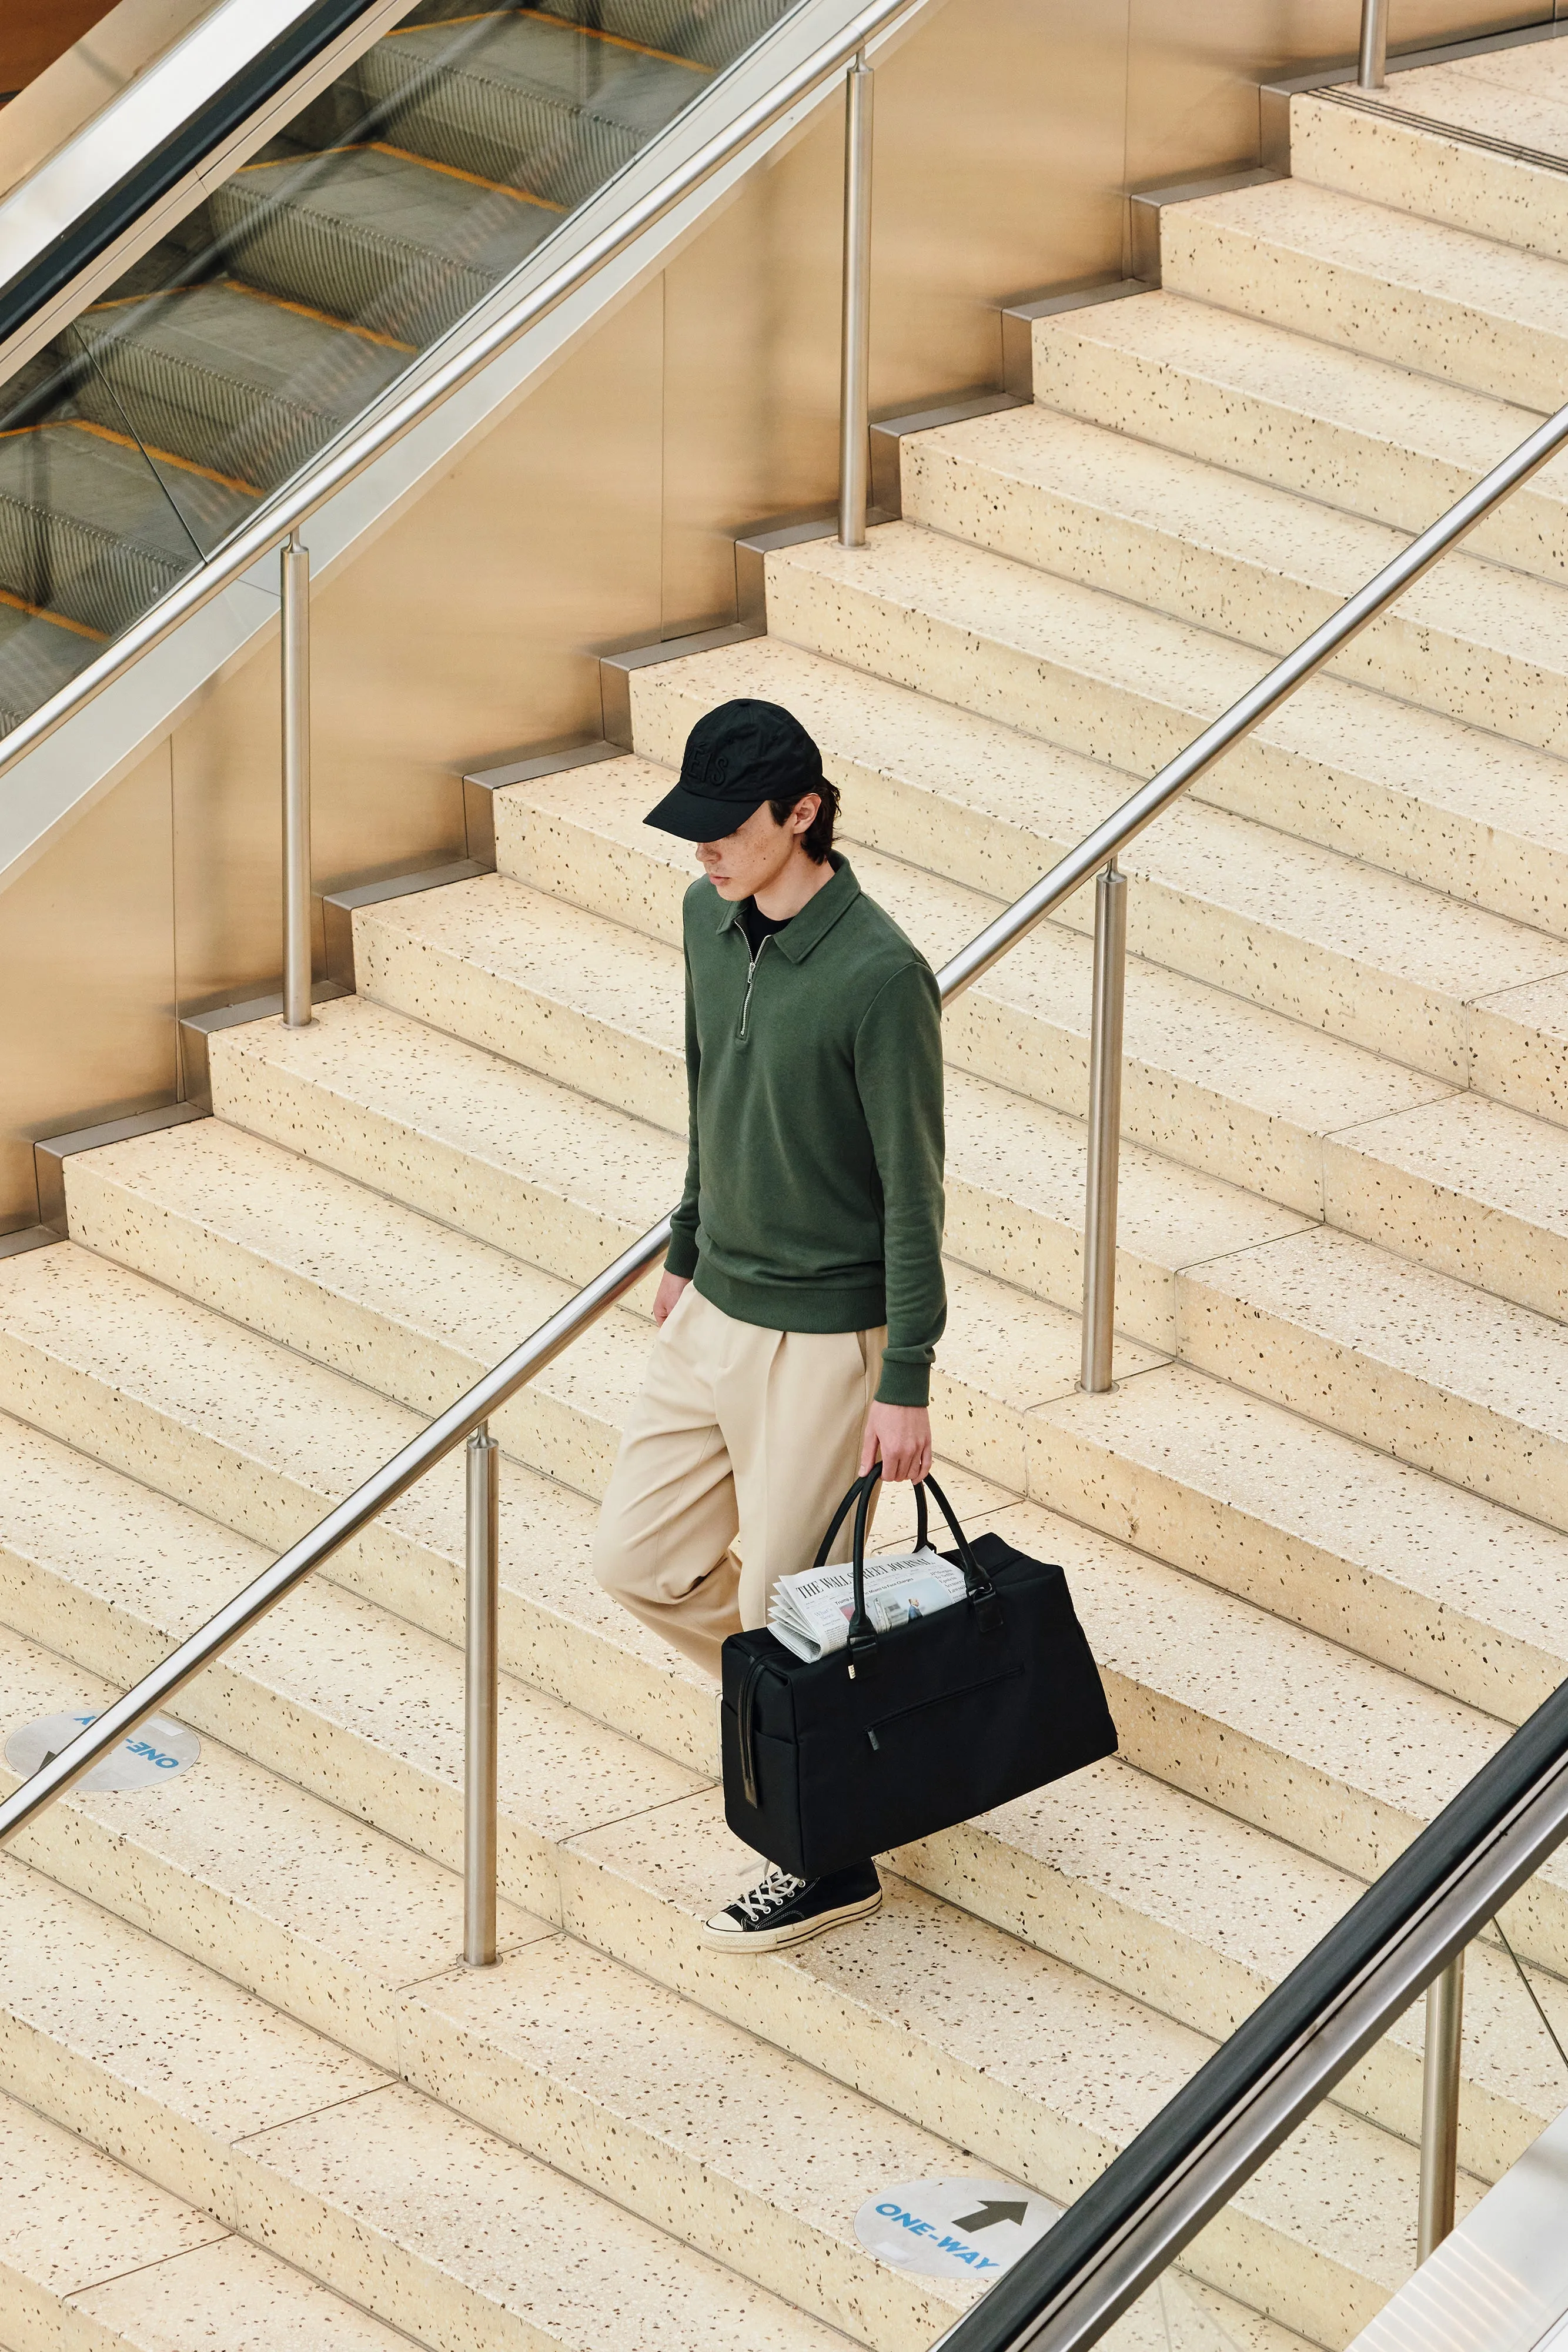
[768,1545,969,1663]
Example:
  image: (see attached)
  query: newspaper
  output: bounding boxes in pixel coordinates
[769,1545,968,1663]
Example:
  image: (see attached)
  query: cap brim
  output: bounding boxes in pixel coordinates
[643,783,764,843]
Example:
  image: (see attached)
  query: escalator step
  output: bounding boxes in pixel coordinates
[0,599,103,732]
[72,281,409,492]
[531,0,797,69]
[0,425,253,636]
[209,143,561,346]
[360,10,709,211]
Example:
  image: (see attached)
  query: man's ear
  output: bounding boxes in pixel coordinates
[792,793,821,837]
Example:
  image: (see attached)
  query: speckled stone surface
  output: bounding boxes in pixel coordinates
[1293,62,1568,258]
[562,1793,1466,2344]
[1160,173,1568,411]
[1031,1361,1568,1720]
[0,1246,714,1773]
[570,685,1456,1214]
[1031,289,1568,595]
[1178,1221,1568,1539]
[355,870,689,1133]
[1325,1086,1568,1320]
[0,1615,546,2069]
[235,2079,851,2351]
[758,526,1568,1084]
[69,2232,417,2351]
[903,402,1568,759]
[210,993,686,1283]
[0,1868,846,2352]
[401,1934,985,2345]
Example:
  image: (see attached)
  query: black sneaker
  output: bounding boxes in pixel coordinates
[701,1861,882,1952]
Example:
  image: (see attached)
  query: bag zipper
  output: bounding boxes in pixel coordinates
[864,1663,1024,1752]
[737,934,772,1043]
[738,1652,773,1806]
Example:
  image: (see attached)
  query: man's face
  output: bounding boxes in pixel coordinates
[696,794,820,900]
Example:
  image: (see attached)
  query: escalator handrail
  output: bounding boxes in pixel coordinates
[931,1689,1568,2352]
[0,0,397,356]
[0,0,925,784]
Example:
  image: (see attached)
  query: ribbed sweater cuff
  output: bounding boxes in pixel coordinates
[874,1356,931,1408]
[665,1229,700,1281]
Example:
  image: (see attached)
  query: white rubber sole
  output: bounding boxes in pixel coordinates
[700,1886,883,1953]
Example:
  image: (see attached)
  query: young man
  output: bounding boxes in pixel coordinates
[593,696,947,1953]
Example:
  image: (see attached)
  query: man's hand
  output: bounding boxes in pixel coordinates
[653,1271,690,1325]
[860,1400,933,1484]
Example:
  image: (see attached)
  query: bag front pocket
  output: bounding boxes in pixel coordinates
[864,1663,1024,1753]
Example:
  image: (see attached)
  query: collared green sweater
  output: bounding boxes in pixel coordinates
[665,854,946,1408]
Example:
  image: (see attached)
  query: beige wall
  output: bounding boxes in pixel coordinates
[0,0,1550,1225]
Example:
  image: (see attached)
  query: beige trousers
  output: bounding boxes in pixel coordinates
[594,1285,886,1679]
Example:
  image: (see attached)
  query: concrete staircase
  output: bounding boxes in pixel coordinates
[9,34,1568,2352]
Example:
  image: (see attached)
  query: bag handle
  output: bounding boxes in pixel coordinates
[814,1466,1001,1674]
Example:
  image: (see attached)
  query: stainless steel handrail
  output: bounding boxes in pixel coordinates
[934,1669,1568,2352]
[0,0,918,787]
[8,357,1568,1929]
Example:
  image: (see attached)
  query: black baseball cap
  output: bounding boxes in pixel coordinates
[643,699,824,843]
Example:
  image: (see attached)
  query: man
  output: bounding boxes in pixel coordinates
[593,697,947,1954]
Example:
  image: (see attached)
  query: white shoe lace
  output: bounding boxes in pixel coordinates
[730,1866,806,1925]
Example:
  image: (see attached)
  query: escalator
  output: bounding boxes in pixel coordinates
[0,0,794,731]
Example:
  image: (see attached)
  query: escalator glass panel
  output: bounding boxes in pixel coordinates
[0,0,800,733]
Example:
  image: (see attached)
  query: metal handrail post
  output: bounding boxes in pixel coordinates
[280,530,313,1028]
[464,1421,500,1966]
[837,47,874,548]
[1359,0,1389,88]
[1418,1950,1465,2259]
[1081,860,1126,1394]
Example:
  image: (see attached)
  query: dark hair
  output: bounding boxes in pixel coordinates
[768,777,839,863]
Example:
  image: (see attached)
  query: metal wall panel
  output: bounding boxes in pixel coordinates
[0,739,173,1230]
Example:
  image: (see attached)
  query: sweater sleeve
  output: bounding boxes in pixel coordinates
[854,958,947,1406]
[666,932,702,1281]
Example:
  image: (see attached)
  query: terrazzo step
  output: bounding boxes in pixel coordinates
[1175,1220,1568,1541]
[900,402,1568,758]
[0,1629,1004,2352]
[499,747,1568,1322]
[0,1609,536,2066]
[15,1194,1568,2014]
[1158,174,1568,413]
[0,2086,415,2352]
[1028,289,1568,591]
[643,568,1568,951]
[1289,50,1568,255]
[0,1241,720,1773]
[755,525,1568,1089]
[232,954,1303,1357]
[0,1406,1445,2340]
[484,743,1452,1224]
[499,757,1568,1322]
[1029,1360,1568,1725]
[0,1356,1550,2199]
[0,1836,1396,2352]
[53,1097,1156,1496]
[0,1861,852,2352]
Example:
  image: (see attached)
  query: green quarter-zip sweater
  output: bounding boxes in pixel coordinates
[665,854,946,1408]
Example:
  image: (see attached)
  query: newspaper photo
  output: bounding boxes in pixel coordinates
[769,1545,969,1663]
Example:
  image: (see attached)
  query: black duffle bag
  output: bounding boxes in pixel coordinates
[720,1467,1118,1880]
